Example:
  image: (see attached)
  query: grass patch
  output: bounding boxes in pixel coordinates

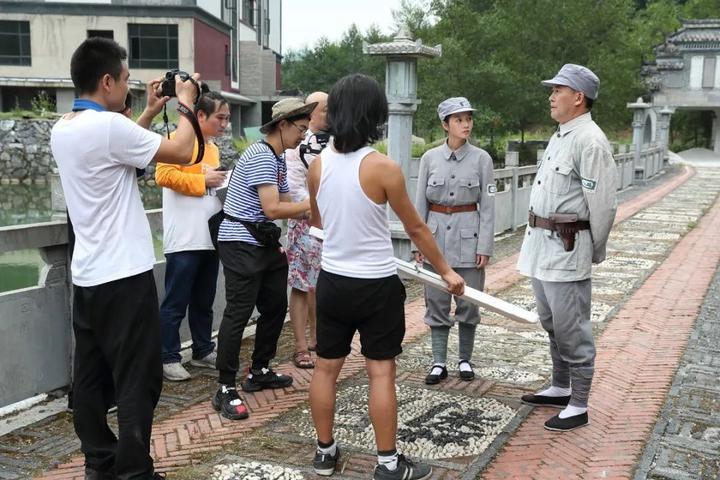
[233,137,255,154]
[0,109,58,120]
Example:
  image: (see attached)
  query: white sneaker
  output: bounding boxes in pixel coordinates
[163,362,191,381]
[190,351,217,369]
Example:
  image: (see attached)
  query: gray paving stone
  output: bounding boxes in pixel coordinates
[636,223,720,480]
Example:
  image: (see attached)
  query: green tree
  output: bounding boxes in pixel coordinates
[282,25,389,94]
[283,0,720,145]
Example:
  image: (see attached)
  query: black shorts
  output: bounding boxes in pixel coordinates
[316,269,406,360]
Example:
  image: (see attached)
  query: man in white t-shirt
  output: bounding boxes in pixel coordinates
[50,37,203,480]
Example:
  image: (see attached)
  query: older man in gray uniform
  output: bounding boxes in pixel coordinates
[517,64,617,431]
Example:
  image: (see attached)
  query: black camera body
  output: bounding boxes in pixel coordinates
[160,69,209,99]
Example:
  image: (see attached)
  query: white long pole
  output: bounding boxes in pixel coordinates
[394,258,539,324]
[309,227,538,324]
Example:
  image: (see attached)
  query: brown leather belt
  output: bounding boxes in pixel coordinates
[429,203,477,214]
[528,212,590,252]
[528,212,590,231]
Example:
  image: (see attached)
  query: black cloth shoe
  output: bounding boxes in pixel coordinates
[212,385,249,420]
[544,412,589,431]
[458,360,475,381]
[313,446,340,476]
[241,367,293,392]
[424,364,448,385]
[521,393,571,408]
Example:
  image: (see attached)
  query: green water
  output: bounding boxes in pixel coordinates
[1,184,163,293]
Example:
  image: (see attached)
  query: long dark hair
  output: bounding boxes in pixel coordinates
[327,74,388,153]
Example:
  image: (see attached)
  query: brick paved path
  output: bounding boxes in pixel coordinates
[18,164,720,480]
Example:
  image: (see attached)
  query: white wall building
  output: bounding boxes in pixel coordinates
[0,0,284,136]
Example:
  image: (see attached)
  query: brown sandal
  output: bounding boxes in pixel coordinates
[293,351,315,369]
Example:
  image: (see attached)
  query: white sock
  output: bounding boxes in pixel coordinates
[378,451,398,471]
[429,364,445,375]
[559,405,587,419]
[536,385,571,397]
[317,440,337,456]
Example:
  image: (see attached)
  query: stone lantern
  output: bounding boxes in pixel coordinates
[363,28,441,257]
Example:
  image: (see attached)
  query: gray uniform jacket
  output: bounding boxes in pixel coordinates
[517,112,618,282]
[414,141,495,268]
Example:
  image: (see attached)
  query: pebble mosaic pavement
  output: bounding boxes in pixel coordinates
[2,165,720,479]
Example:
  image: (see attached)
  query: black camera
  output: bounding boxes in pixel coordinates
[160,69,209,99]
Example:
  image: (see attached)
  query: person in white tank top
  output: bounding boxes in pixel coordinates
[306,74,465,480]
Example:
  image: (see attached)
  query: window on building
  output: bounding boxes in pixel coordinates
[87,30,114,39]
[242,0,256,27]
[702,56,716,89]
[0,20,31,66]
[222,0,238,85]
[690,56,704,89]
[263,15,270,48]
[128,24,178,69]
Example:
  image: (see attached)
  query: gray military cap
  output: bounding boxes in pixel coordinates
[437,97,476,121]
[541,64,600,100]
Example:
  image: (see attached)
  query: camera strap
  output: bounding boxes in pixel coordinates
[175,101,205,165]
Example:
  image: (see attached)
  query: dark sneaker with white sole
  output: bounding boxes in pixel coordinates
[544,412,589,431]
[241,367,293,392]
[312,446,341,476]
[373,454,432,480]
[212,385,249,420]
[521,393,571,408]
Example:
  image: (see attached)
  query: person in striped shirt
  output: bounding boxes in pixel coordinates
[212,98,317,421]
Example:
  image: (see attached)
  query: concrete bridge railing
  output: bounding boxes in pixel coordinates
[0,141,664,409]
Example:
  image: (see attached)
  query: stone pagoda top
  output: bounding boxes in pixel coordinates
[654,19,720,58]
[363,27,442,58]
[641,19,720,92]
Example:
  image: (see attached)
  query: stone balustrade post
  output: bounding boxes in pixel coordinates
[627,97,650,182]
[49,169,67,222]
[505,151,520,231]
[505,150,519,168]
[657,106,674,164]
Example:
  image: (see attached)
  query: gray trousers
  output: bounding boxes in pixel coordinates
[423,265,485,327]
[531,278,595,408]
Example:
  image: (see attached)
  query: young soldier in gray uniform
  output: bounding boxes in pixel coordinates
[413,97,495,384]
[517,64,618,431]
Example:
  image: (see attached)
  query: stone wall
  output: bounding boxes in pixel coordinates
[0,118,241,184]
[0,119,55,184]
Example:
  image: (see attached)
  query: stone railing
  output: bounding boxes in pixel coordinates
[0,210,227,408]
[0,141,666,409]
